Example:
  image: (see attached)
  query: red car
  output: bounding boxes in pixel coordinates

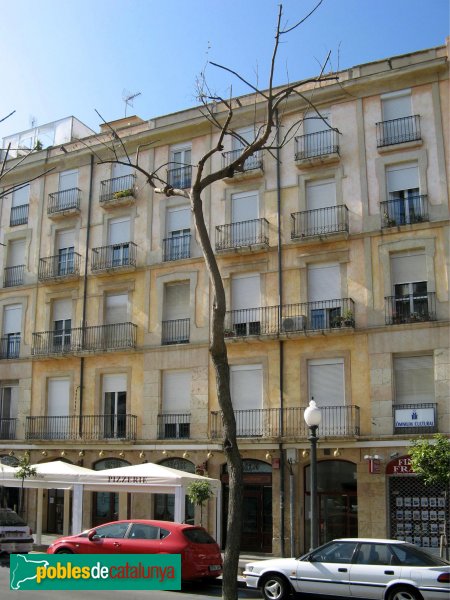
[47,519,223,581]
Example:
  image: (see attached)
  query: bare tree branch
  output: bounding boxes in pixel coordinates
[280,0,324,34]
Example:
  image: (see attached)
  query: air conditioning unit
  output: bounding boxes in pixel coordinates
[282,315,306,332]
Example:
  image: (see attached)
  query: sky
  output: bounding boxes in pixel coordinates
[1,0,449,139]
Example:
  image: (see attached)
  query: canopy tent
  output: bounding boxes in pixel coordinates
[0,460,221,545]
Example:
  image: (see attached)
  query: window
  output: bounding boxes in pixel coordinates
[231,127,260,170]
[162,371,191,438]
[94,522,129,539]
[307,263,341,329]
[105,293,128,324]
[308,358,345,435]
[355,543,393,565]
[302,111,333,158]
[385,163,424,225]
[382,91,412,122]
[309,540,357,564]
[2,305,21,358]
[379,90,420,146]
[231,273,261,336]
[231,191,259,246]
[10,185,29,226]
[102,374,127,438]
[47,378,70,439]
[169,145,191,188]
[59,169,78,192]
[108,217,131,267]
[306,179,337,235]
[230,364,263,436]
[0,384,18,439]
[129,523,161,540]
[165,206,190,260]
[162,282,190,344]
[393,356,435,433]
[52,299,72,351]
[56,229,75,276]
[5,239,25,286]
[390,251,429,322]
[112,162,133,179]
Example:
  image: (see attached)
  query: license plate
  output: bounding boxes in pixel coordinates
[5,531,25,537]
[209,565,221,572]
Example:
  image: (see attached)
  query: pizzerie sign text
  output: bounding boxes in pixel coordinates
[108,476,150,484]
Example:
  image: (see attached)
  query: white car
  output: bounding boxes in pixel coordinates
[0,508,34,554]
[244,538,450,600]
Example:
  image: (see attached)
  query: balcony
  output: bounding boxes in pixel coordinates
[222,149,263,179]
[157,413,191,439]
[0,418,17,440]
[3,265,24,287]
[26,414,137,441]
[381,195,428,228]
[163,234,191,262]
[38,252,82,282]
[295,130,339,163]
[393,402,437,435]
[91,242,137,272]
[210,405,360,439]
[48,188,81,217]
[224,299,355,338]
[0,334,20,359]
[167,166,192,189]
[291,205,348,239]
[100,174,136,206]
[385,293,436,325]
[32,322,137,356]
[215,218,269,252]
[161,318,190,345]
[376,115,421,148]
[10,204,29,226]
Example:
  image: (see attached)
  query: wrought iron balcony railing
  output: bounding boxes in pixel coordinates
[10,204,29,226]
[0,334,20,359]
[215,218,269,252]
[26,414,137,441]
[381,195,428,228]
[163,234,191,261]
[48,188,81,215]
[291,205,348,239]
[295,130,339,161]
[224,299,355,338]
[4,265,25,287]
[221,149,263,173]
[0,418,17,440]
[38,252,82,281]
[393,402,437,435]
[100,174,136,204]
[210,405,360,438]
[91,242,137,272]
[32,322,137,356]
[167,166,192,189]
[161,318,190,345]
[385,292,436,325]
[157,413,191,439]
[376,115,421,147]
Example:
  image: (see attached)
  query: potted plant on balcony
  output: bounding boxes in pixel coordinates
[330,315,342,328]
[113,188,133,200]
[383,212,397,228]
[342,309,354,327]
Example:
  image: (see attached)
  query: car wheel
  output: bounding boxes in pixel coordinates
[386,585,422,600]
[55,548,73,554]
[261,574,291,600]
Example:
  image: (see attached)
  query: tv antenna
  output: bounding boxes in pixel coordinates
[122,89,142,117]
[29,115,37,128]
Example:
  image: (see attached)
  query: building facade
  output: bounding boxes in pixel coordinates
[0,42,449,555]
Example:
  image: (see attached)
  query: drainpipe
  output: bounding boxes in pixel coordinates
[275,109,285,557]
[79,154,94,436]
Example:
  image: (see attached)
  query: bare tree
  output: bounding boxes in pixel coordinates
[95,4,337,598]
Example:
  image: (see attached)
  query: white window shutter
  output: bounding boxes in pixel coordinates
[164,283,189,320]
[105,294,128,324]
[52,299,72,322]
[306,179,336,210]
[232,127,255,150]
[3,305,22,334]
[102,374,127,394]
[382,92,412,121]
[7,240,25,267]
[167,207,190,233]
[304,111,330,135]
[163,371,191,412]
[231,192,259,223]
[230,365,262,410]
[391,251,426,284]
[394,356,434,404]
[56,229,75,250]
[59,169,78,191]
[47,378,70,417]
[231,273,261,311]
[108,217,130,245]
[112,162,132,178]
[308,263,341,302]
[308,358,345,407]
[386,163,419,193]
[12,185,30,207]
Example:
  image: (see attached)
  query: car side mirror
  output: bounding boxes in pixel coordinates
[88,529,98,541]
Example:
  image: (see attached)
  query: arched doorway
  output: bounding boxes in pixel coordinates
[153,457,195,524]
[0,455,19,510]
[92,458,130,526]
[304,460,357,547]
[221,459,272,552]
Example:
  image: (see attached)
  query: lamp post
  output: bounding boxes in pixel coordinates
[304,400,321,550]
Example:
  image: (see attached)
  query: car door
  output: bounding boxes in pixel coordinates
[81,522,131,554]
[295,541,357,597]
[349,542,401,599]
[119,523,163,554]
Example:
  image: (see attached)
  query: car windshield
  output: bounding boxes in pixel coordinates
[183,528,216,544]
[0,510,26,526]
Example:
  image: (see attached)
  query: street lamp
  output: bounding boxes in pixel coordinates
[304,400,321,550]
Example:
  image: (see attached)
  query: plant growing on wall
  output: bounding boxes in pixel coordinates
[14,454,37,515]
[187,480,213,527]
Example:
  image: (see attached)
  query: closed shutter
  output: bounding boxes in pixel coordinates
[7,240,25,267]
[12,185,29,207]
[231,192,258,223]
[47,377,70,417]
[308,358,345,407]
[394,356,434,404]
[164,283,189,320]
[382,92,412,121]
[304,111,330,135]
[112,162,132,178]
[3,305,22,334]
[231,273,260,310]
[391,251,426,285]
[232,127,255,150]
[59,169,78,191]
[167,207,190,233]
[163,371,191,412]
[231,365,263,410]
[386,163,419,193]
[56,229,75,250]
[105,294,128,324]
[306,179,336,210]
[52,299,72,322]
[102,374,127,394]
[108,217,130,244]
[308,263,340,301]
